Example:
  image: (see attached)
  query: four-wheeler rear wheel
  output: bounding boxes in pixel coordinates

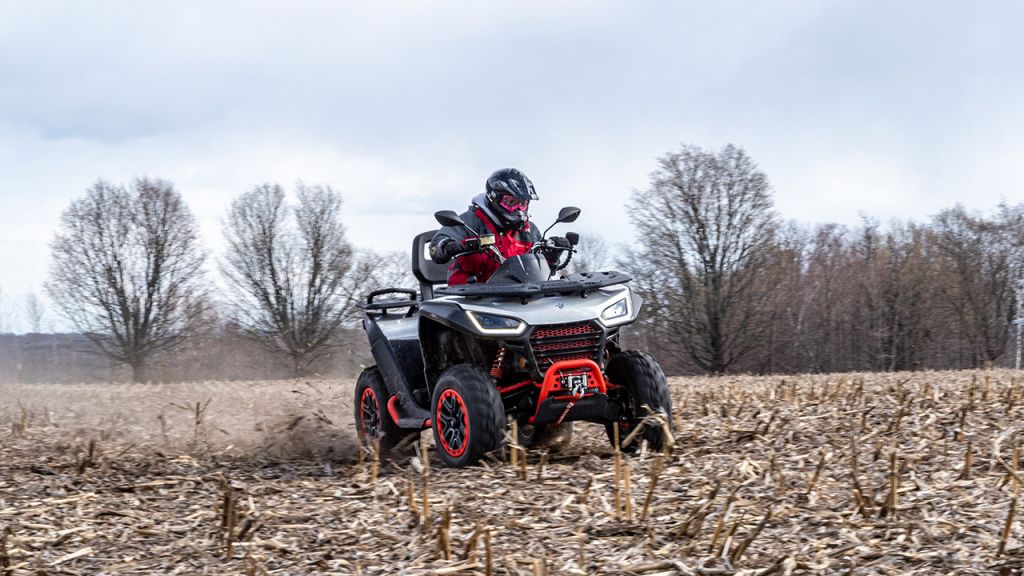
[431,364,506,467]
[354,366,413,453]
[605,350,673,453]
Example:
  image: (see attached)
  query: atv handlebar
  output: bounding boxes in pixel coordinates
[529,238,577,272]
[454,239,575,275]
[454,235,506,264]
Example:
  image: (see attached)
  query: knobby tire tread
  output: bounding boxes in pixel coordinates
[355,366,413,454]
[605,350,673,453]
[432,364,505,467]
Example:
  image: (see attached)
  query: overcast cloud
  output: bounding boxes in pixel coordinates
[1,1,1023,316]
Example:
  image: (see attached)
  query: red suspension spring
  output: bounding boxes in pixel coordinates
[490,347,506,379]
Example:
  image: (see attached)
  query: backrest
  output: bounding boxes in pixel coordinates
[412,230,448,299]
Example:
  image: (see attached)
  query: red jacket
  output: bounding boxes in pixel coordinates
[432,204,541,285]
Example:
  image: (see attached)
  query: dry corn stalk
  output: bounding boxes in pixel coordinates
[370,438,380,483]
[641,455,664,521]
[421,433,432,533]
[730,508,773,565]
[999,497,1017,556]
[438,506,452,560]
[958,440,974,481]
[510,419,519,467]
[624,464,633,522]
[536,451,548,481]
[484,529,493,576]
[219,477,238,559]
[708,490,736,553]
[880,450,899,519]
[576,527,586,570]
[462,520,481,561]
[407,472,420,526]
[613,422,622,519]
[805,450,827,497]
[850,437,870,517]
[76,439,96,475]
[1,526,11,576]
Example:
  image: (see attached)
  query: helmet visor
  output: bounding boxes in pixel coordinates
[498,195,530,212]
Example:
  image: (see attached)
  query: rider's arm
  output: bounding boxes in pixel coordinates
[430,226,468,264]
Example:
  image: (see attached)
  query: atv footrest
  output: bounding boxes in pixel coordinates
[387,395,432,429]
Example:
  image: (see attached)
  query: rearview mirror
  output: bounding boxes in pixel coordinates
[556,206,581,224]
[435,210,465,228]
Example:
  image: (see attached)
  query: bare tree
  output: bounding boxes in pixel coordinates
[760,222,810,373]
[221,183,369,376]
[23,292,47,333]
[627,144,778,373]
[932,205,1018,366]
[47,179,207,382]
[565,233,610,275]
[360,250,416,291]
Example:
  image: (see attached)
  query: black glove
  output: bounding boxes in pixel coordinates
[429,238,463,264]
[549,236,572,249]
[541,237,571,267]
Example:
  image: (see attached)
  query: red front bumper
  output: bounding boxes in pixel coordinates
[529,358,609,424]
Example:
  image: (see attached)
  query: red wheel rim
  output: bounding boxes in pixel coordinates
[360,387,380,439]
[435,389,469,458]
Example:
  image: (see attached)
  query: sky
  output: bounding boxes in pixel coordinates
[1,1,1023,328]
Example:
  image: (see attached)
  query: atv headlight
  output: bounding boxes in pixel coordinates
[467,311,527,336]
[599,296,631,327]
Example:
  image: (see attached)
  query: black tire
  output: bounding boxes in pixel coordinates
[431,364,505,468]
[354,366,413,453]
[518,422,575,452]
[604,351,673,453]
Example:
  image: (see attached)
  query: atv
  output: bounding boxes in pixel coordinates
[355,206,672,467]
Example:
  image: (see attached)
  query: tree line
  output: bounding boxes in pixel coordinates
[22,144,1024,381]
[624,144,1024,375]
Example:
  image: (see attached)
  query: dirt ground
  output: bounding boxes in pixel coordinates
[2,371,1024,575]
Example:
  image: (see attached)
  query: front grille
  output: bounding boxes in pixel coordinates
[529,321,603,373]
[533,324,598,339]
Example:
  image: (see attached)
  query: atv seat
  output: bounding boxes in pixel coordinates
[412,230,448,300]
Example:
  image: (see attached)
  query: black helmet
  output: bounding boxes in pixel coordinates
[485,168,538,228]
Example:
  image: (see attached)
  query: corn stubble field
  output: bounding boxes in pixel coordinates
[2,371,1024,575]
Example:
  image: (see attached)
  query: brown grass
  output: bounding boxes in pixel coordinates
[0,379,356,459]
[1,370,1023,574]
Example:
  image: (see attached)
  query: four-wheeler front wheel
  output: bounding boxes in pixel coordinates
[605,350,673,453]
[354,366,413,453]
[431,364,505,467]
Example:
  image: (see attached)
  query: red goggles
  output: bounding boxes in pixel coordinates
[498,195,530,212]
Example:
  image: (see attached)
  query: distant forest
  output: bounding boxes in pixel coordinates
[1,143,1021,382]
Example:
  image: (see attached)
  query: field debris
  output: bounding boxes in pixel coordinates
[2,371,1024,574]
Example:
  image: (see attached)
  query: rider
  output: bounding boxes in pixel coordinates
[430,168,571,285]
